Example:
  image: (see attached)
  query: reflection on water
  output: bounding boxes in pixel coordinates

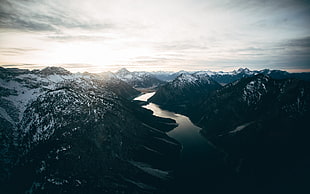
[136,92,212,151]
[135,92,230,193]
[134,92,155,101]
[143,103,211,152]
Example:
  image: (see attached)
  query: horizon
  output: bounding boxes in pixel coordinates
[1,64,310,74]
[1,0,310,72]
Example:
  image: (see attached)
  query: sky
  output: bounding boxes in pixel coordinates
[0,0,310,72]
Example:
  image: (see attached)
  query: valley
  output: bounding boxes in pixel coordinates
[2,1,310,193]
[135,93,237,194]
[1,66,310,193]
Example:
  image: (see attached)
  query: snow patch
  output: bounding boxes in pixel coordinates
[229,122,255,134]
[130,161,171,180]
[0,107,14,124]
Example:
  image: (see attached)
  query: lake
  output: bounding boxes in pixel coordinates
[134,92,238,194]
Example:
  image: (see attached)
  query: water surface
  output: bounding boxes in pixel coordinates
[134,93,236,193]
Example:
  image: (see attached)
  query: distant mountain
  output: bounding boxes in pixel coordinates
[208,68,254,84]
[149,72,222,113]
[0,67,180,193]
[147,68,310,84]
[198,68,310,84]
[35,66,72,75]
[115,68,165,88]
[150,70,191,82]
[189,74,310,193]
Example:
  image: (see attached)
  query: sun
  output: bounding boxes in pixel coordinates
[39,40,154,72]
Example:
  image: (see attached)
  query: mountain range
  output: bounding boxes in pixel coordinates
[0,67,180,193]
[151,70,310,193]
[114,67,310,87]
[115,68,165,89]
[1,66,310,193]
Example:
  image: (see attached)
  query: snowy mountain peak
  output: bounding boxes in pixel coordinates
[241,74,270,105]
[96,71,117,80]
[173,73,197,86]
[177,70,190,74]
[192,71,211,79]
[115,68,164,88]
[234,68,252,75]
[117,68,130,75]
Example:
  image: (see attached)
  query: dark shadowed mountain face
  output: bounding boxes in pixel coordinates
[115,68,165,89]
[189,74,310,193]
[2,66,310,194]
[149,72,222,113]
[148,71,310,193]
[0,67,180,194]
[192,74,310,137]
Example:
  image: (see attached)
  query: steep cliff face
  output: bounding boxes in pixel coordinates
[0,67,180,193]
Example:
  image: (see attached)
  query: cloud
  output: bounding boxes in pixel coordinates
[0,0,57,32]
[281,37,310,59]
[223,0,310,11]
[0,48,41,56]
[0,0,115,33]
[46,34,112,42]
[1,63,47,69]
[277,37,310,69]
[0,0,310,72]
[155,41,210,52]
[283,36,310,48]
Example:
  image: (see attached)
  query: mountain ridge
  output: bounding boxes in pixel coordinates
[115,68,165,89]
[148,72,222,113]
[0,67,181,193]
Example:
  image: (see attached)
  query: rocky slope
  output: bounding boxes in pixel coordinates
[148,70,310,193]
[0,67,180,194]
[115,68,165,89]
[190,74,310,193]
[149,72,222,113]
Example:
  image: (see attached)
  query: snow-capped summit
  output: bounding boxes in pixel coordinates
[170,72,214,88]
[150,70,192,82]
[95,71,118,80]
[241,74,269,105]
[149,72,221,113]
[192,71,213,83]
[116,68,131,77]
[172,73,198,87]
[234,67,251,75]
[115,68,164,88]
[205,68,310,84]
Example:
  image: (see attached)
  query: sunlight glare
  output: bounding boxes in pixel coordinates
[44,41,154,72]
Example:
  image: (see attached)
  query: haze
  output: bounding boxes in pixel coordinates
[0,0,310,72]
